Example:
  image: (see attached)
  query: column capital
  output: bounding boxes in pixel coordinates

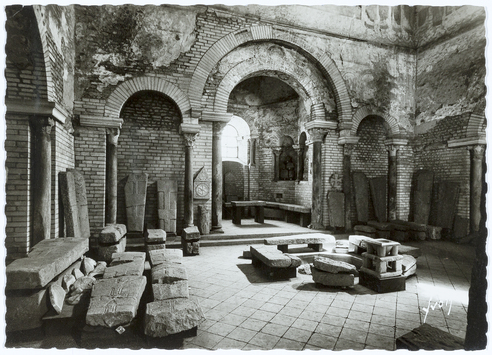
[106,127,120,145]
[305,120,336,143]
[212,121,228,137]
[201,111,233,123]
[343,143,356,156]
[292,144,300,151]
[183,132,199,148]
[469,144,486,158]
[385,138,407,157]
[79,115,123,129]
[30,116,54,136]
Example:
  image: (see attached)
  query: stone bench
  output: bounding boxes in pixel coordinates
[265,202,311,227]
[264,233,334,253]
[250,245,302,279]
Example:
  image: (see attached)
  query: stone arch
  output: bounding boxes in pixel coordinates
[189,24,351,123]
[465,113,486,138]
[104,76,192,123]
[351,106,400,137]
[213,62,314,113]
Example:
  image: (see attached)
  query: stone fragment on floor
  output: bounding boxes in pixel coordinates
[149,249,183,267]
[86,275,147,328]
[103,251,145,279]
[311,266,355,287]
[48,284,66,314]
[152,263,188,284]
[313,255,357,274]
[144,298,205,337]
[152,280,189,301]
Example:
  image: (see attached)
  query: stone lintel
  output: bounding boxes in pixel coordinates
[448,136,487,148]
[79,115,123,128]
[305,119,337,131]
[338,136,360,146]
[6,99,68,124]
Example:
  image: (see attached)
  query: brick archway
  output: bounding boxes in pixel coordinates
[351,106,400,137]
[213,61,316,114]
[189,24,351,123]
[104,76,192,123]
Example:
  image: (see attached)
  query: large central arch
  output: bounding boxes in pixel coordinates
[188,25,352,123]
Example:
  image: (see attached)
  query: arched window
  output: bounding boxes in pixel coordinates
[222,124,239,159]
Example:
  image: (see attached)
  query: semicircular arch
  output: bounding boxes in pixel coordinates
[104,76,192,123]
[189,24,351,123]
[351,106,400,137]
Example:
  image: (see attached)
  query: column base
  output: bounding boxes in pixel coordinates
[210,227,224,234]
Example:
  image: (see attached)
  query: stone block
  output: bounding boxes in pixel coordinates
[364,238,400,257]
[145,229,166,244]
[86,276,147,328]
[59,171,82,238]
[144,298,205,337]
[97,237,127,263]
[6,288,49,332]
[353,225,376,238]
[146,244,166,254]
[152,280,189,301]
[359,270,406,293]
[353,172,370,223]
[264,233,335,246]
[197,204,210,235]
[402,255,417,277]
[125,173,148,232]
[73,268,84,279]
[152,263,188,284]
[313,255,357,274]
[88,261,107,278]
[182,226,200,241]
[348,235,374,254]
[69,169,91,239]
[328,191,345,227]
[49,284,66,314]
[62,274,76,292]
[6,238,89,290]
[311,267,355,287]
[182,240,200,256]
[66,276,96,305]
[149,249,183,267]
[81,256,97,275]
[103,251,145,279]
[412,170,434,225]
[427,225,442,240]
[99,224,127,244]
[250,245,302,268]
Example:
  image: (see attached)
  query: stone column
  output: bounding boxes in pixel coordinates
[105,128,120,225]
[307,128,328,229]
[386,144,400,221]
[342,143,355,231]
[272,148,282,181]
[183,132,198,228]
[468,144,485,235]
[211,122,227,234]
[30,117,54,246]
[293,144,301,182]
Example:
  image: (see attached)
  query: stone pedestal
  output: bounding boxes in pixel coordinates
[181,226,200,256]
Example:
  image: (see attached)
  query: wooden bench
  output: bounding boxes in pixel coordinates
[231,200,266,225]
[264,233,335,253]
[265,202,311,227]
[250,245,302,279]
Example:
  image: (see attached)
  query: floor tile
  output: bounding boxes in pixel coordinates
[206,322,237,337]
[365,333,396,350]
[307,332,337,349]
[298,309,325,322]
[334,338,366,350]
[274,337,305,350]
[261,322,289,337]
[270,313,297,327]
[250,309,276,322]
[220,313,248,326]
[259,302,284,313]
[339,326,368,344]
[343,318,370,332]
[248,332,280,350]
[368,322,395,338]
[326,306,350,318]
[320,314,346,327]
[283,327,313,343]
[226,327,257,343]
[213,337,247,350]
[240,318,268,331]
[188,331,224,349]
[315,322,343,338]
[290,317,319,332]
[278,305,304,318]
[347,309,372,322]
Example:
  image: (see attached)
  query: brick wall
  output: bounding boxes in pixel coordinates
[4,115,31,262]
[223,161,245,201]
[396,145,414,221]
[322,131,344,228]
[74,126,106,232]
[51,122,75,238]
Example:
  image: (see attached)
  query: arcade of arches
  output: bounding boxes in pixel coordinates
[3,4,488,349]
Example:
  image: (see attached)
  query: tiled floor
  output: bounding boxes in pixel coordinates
[178,236,474,350]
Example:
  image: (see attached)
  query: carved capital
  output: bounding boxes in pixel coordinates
[343,143,356,156]
[308,128,328,143]
[106,127,120,145]
[213,121,228,137]
[183,132,198,148]
[292,144,300,151]
[272,148,282,156]
[386,144,400,157]
[30,117,54,136]
[469,144,486,161]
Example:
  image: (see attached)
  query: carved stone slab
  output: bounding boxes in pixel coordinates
[6,238,89,290]
[182,226,200,241]
[311,266,355,287]
[152,263,188,284]
[86,276,147,328]
[125,173,148,232]
[197,205,210,235]
[145,298,205,337]
[59,171,81,238]
[68,169,91,239]
[149,249,183,267]
[313,256,357,274]
[353,172,370,223]
[328,191,345,227]
[99,224,127,244]
[434,181,460,229]
[152,280,189,301]
[97,237,126,263]
[250,245,302,268]
[412,170,434,224]
[157,180,177,234]
[369,176,388,222]
[103,252,145,279]
[193,167,211,200]
[264,233,335,246]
